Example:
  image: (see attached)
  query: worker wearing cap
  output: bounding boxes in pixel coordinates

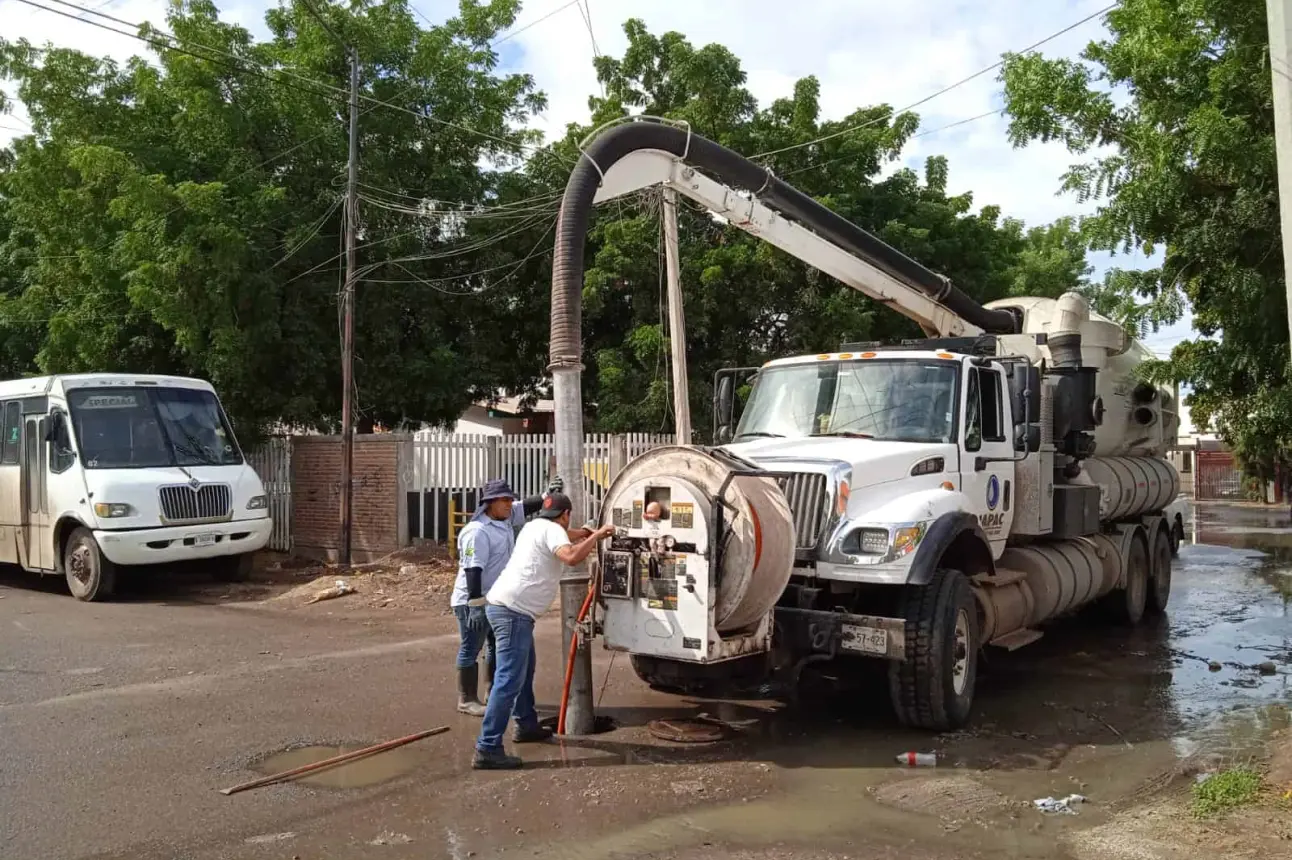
[453,476,562,716]
[473,490,616,770]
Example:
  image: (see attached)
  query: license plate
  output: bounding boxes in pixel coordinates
[841,624,889,656]
[193,533,218,547]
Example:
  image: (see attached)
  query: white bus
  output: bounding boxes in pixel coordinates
[0,374,272,601]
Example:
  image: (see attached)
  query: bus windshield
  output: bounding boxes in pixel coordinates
[734,359,960,444]
[67,387,243,469]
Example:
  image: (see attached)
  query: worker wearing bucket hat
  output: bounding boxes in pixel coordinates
[452,475,562,716]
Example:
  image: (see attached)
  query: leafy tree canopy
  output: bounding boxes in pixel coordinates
[1000,0,1287,476]
[1,2,1092,442]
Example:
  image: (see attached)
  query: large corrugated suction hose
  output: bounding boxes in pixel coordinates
[549,120,1019,370]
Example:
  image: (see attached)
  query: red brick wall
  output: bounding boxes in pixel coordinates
[291,434,405,561]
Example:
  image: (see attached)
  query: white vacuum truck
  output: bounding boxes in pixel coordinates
[547,120,1181,730]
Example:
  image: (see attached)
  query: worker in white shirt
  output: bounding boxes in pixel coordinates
[452,477,562,716]
[472,491,616,770]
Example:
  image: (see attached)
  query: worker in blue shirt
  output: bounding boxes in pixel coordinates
[453,476,561,715]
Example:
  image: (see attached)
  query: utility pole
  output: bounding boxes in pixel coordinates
[339,46,359,568]
[662,188,692,444]
[1266,0,1292,362]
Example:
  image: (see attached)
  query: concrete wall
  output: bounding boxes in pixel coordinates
[290,434,410,563]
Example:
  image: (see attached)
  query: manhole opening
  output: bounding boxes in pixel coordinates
[541,714,617,737]
[647,717,727,743]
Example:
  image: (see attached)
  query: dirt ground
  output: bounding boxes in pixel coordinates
[4,502,1292,859]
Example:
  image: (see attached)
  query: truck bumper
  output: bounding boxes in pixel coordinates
[95,517,272,566]
[774,606,908,661]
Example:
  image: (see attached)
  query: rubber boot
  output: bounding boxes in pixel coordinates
[472,748,522,770]
[456,665,486,717]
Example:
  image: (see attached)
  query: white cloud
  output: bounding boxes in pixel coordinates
[1,0,1194,338]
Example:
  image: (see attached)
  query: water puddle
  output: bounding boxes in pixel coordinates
[253,744,417,789]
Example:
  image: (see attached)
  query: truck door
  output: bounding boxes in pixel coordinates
[959,364,1016,557]
[22,413,50,571]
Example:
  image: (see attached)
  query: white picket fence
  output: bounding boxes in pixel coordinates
[247,432,672,551]
[409,432,670,542]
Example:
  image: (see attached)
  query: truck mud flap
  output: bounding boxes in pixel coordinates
[773,606,907,661]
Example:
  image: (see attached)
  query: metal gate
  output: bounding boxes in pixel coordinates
[1195,450,1244,500]
[246,437,292,552]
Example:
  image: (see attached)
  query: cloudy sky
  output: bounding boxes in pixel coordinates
[0,0,1193,358]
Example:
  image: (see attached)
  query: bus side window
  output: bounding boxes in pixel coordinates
[1,402,18,465]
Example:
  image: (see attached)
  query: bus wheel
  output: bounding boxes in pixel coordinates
[212,553,253,583]
[64,527,117,602]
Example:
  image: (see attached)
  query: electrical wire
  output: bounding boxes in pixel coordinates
[778,108,1003,179]
[272,194,344,268]
[18,0,548,156]
[751,2,1120,161]
[369,217,559,295]
[491,0,583,48]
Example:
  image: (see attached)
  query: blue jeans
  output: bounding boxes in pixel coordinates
[476,605,539,753]
[452,605,495,672]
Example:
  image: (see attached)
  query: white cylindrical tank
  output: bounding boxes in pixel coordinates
[1078,456,1180,520]
[600,446,796,633]
[985,294,1181,458]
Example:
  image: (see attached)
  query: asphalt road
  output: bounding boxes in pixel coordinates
[3,502,1290,860]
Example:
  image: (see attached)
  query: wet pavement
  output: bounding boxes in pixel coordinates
[1,501,1290,859]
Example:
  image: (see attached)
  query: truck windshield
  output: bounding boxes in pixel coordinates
[734,359,959,444]
[67,386,243,469]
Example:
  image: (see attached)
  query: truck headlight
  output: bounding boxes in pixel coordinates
[246,495,269,510]
[843,521,930,557]
[93,502,135,518]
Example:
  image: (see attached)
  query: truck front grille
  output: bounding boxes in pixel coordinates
[775,472,830,549]
[159,484,231,523]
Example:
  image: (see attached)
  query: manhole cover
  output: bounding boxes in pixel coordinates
[647,718,726,743]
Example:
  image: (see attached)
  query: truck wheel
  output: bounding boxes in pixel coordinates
[1107,532,1149,626]
[64,527,117,602]
[1146,526,1172,616]
[212,553,253,583]
[888,567,979,731]
[629,653,769,698]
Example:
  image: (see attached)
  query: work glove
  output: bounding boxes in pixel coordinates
[545,475,564,496]
[467,605,489,634]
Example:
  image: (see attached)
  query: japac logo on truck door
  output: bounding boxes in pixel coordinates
[980,474,1005,535]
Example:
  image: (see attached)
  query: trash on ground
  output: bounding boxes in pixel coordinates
[369,831,413,846]
[896,751,938,767]
[307,579,357,604]
[1034,794,1086,814]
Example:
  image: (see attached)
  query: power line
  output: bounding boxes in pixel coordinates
[752,2,1119,161]
[18,0,547,156]
[491,0,583,48]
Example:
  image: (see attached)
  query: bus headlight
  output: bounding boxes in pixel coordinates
[93,502,135,518]
[246,495,269,510]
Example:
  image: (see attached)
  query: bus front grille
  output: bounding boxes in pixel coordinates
[159,484,232,523]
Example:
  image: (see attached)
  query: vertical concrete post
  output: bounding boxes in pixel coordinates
[1266,0,1292,361]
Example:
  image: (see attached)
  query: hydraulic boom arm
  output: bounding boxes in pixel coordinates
[592,148,981,338]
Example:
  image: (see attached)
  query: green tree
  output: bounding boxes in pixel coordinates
[535,19,1092,437]
[999,0,1287,475]
[0,0,547,435]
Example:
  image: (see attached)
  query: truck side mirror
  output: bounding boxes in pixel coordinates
[715,375,734,443]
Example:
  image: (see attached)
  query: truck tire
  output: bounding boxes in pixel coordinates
[1106,532,1149,626]
[212,553,254,583]
[1146,525,1172,616]
[888,567,979,731]
[64,527,117,602]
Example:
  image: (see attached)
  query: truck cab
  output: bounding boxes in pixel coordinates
[714,345,1036,587]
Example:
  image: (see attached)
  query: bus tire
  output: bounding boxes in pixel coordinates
[212,553,253,583]
[64,527,117,602]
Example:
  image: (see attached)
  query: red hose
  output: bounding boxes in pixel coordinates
[557,580,596,735]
